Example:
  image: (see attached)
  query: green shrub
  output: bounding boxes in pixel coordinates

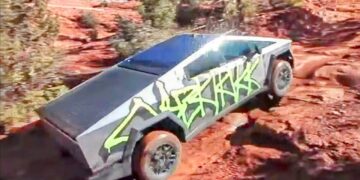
[111,17,139,56]
[139,0,179,28]
[0,0,68,132]
[88,29,98,40]
[176,3,199,26]
[270,0,303,8]
[223,0,240,19]
[239,0,258,18]
[113,39,134,57]
[111,16,178,58]
[0,85,68,128]
[80,11,98,28]
[117,17,138,41]
[286,0,303,7]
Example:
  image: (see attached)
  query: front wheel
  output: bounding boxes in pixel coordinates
[133,131,182,180]
[270,60,293,97]
[260,60,293,106]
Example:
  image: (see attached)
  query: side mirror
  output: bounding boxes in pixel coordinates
[182,69,194,85]
[255,45,262,54]
[183,68,191,80]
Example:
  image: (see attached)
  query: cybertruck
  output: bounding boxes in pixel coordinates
[38,34,294,179]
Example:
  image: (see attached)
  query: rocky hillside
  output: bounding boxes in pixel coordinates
[0,0,359,179]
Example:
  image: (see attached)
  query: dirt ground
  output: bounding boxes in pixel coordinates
[1,0,360,179]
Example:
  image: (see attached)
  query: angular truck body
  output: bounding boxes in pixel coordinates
[38,34,294,179]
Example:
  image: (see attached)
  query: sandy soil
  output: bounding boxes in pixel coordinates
[1,0,359,179]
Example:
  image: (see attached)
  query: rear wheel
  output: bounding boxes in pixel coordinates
[133,131,181,180]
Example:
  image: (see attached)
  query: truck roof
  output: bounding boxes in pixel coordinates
[118,34,219,75]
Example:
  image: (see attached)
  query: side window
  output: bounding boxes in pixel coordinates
[219,40,252,61]
[184,49,226,78]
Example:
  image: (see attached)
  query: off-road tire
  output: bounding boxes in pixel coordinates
[133,131,182,180]
[270,60,293,97]
[259,60,293,107]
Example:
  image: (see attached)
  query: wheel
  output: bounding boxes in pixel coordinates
[133,131,182,180]
[270,60,293,97]
[259,60,292,107]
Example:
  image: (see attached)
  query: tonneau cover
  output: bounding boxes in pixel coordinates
[38,67,158,138]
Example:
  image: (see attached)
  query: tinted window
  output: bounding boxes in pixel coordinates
[118,34,218,75]
[185,49,226,78]
[220,41,252,60]
[184,39,275,78]
[219,40,275,61]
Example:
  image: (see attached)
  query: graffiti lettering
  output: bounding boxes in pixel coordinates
[102,57,261,154]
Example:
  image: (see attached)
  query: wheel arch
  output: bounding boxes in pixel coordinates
[265,50,294,86]
[139,113,187,142]
[121,113,187,167]
[277,50,294,68]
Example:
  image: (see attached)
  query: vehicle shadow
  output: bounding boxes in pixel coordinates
[0,127,138,180]
[228,95,302,154]
[0,128,90,180]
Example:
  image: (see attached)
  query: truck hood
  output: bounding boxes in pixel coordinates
[38,67,158,138]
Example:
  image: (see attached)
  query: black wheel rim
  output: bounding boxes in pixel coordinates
[150,144,177,175]
[277,67,291,90]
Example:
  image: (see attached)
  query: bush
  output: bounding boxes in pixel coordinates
[88,29,98,40]
[117,17,138,41]
[286,0,303,7]
[176,0,258,27]
[0,85,68,128]
[139,0,179,28]
[176,3,199,26]
[111,17,139,57]
[80,11,98,28]
[223,0,240,19]
[270,0,303,8]
[239,0,258,18]
[111,16,177,58]
[0,0,68,132]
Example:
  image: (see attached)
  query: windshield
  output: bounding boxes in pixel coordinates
[118,34,218,75]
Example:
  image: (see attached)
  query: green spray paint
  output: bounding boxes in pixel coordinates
[103,57,261,153]
[103,97,158,152]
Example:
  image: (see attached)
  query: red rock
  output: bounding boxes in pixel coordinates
[335,67,360,91]
[287,86,344,104]
[304,134,329,147]
[8,119,41,134]
[248,109,268,121]
[242,145,283,160]
[0,135,7,140]
[293,54,336,79]
[222,113,248,132]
